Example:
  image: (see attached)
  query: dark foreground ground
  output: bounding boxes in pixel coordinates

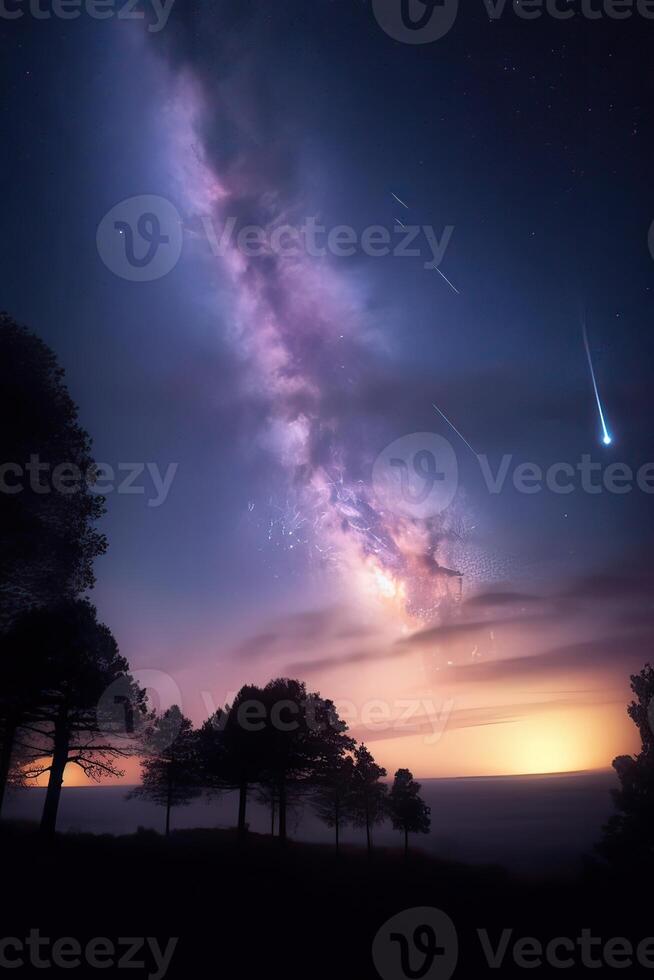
[1,821,652,979]
[4,770,616,872]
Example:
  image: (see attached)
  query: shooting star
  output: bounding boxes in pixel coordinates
[390,190,461,293]
[581,318,612,446]
[434,266,460,296]
[432,402,478,456]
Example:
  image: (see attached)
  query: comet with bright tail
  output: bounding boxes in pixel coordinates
[582,318,613,446]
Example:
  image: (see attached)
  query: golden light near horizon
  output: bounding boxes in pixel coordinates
[32,756,143,789]
[363,701,638,780]
[30,700,637,790]
[501,704,636,777]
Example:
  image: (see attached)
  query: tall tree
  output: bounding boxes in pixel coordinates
[255,781,280,836]
[199,680,354,841]
[16,600,145,837]
[199,685,268,838]
[387,768,431,858]
[0,614,48,814]
[258,678,355,843]
[598,663,654,868]
[311,754,355,854]
[0,313,106,625]
[129,707,200,836]
[0,315,107,806]
[351,744,387,855]
[256,780,304,837]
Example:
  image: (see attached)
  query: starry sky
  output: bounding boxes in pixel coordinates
[3,1,653,779]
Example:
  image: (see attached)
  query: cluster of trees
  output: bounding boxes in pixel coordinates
[0,314,145,835]
[0,314,430,856]
[7,313,654,867]
[132,688,431,855]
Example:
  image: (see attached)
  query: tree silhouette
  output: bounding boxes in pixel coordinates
[0,315,107,806]
[15,600,144,837]
[199,685,268,838]
[387,768,431,858]
[351,744,387,855]
[0,314,106,625]
[199,680,354,842]
[255,780,280,836]
[256,780,305,836]
[0,612,50,814]
[129,706,200,836]
[598,663,654,868]
[258,678,355,843]
[311,754,355,854]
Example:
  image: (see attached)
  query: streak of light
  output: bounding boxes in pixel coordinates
[432,402,478,456]
[434,266,460,295]
[582,318,612,445]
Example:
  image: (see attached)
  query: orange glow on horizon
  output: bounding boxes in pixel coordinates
[31,756,142,789]
[364,702,638,780]
[24,701,637,790]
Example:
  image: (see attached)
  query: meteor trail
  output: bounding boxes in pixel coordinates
[434,266,460,295]
[389,190,460,293]
[581,319,612,446]
[432,402,478,456]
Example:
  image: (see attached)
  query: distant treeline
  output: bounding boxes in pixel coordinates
[2,313,652,868]
[0,314,429,854]
[129,688,431,853]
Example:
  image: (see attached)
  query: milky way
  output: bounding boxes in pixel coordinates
[156,64,474,628]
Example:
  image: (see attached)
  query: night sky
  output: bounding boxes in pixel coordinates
[3,1,653,778]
